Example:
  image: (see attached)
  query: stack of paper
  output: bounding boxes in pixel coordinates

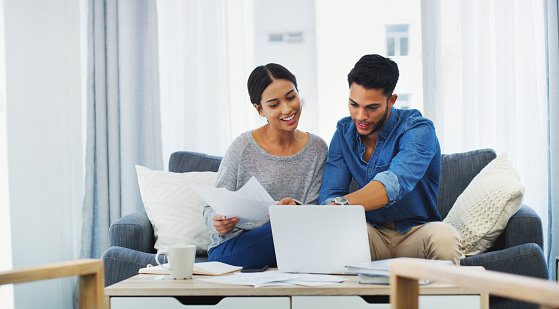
[139,261,242,276]
[198,270,346,288]
[345,258,454,285]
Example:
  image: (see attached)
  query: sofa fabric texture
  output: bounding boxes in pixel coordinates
[102,149,547,309]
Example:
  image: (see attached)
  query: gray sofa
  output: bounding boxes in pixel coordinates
[102,149,547,309]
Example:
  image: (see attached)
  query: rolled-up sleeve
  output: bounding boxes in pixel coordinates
[382,119,438,204]
[373,170,400,206]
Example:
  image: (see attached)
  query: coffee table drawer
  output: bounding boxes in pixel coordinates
[111,296,290,309]
[293,296,390,308]
[292,295,481,309]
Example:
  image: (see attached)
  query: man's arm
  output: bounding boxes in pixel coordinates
[343,180,388,211]
[318,130,352,204]
[343,120,438,210]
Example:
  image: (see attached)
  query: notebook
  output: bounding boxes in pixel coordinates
[138,261,242,276]
[269,205,371,274]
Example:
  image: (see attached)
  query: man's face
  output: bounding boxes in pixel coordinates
[348,83,396,137]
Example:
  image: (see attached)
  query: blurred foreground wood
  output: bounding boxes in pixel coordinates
[0,259,104,309]
[390,258,559,309]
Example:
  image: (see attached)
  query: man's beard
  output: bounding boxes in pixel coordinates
[361,102,389,137]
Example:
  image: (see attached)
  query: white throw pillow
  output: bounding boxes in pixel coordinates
[443,155,524,256]
[135,165,217,253]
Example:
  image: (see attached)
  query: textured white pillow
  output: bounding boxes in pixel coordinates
[443,155,524,256]
[135,165,217,253]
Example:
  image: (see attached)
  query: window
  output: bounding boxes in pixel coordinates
[158,0,424,155]
[396,93,410,109]
[386,24,409,57]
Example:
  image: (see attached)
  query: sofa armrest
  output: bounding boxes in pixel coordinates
[490,205,543,251]
[109,212,155,253]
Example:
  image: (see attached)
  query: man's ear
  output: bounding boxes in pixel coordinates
[388,94,398,107]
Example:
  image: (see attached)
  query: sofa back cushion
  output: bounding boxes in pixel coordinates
[169,149,497,220]
[437,149,496,218]
[169,151,222,173]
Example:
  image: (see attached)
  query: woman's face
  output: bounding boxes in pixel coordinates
[255,79,301,132]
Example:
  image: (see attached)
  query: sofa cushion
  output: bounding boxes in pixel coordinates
[437,149,497,218]
[136,165,216,253]
[443,155,524,256]
[169,151,221,173]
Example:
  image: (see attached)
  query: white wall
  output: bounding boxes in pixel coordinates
[3,0,83,308]
[315,0,422,142]
[0,0,14,307]
[252,0,318,135]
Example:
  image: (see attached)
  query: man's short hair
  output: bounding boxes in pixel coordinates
[347,54,399,97]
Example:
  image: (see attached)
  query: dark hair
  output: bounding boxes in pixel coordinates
[247,63,298,106]
[347,54,399,97]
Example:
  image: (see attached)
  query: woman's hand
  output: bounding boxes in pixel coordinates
[212,214,239,235]
[276,197,299,206]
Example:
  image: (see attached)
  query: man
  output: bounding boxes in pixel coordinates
[319,54,461,264]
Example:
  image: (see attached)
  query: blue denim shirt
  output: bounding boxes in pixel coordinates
[319,108,442,234]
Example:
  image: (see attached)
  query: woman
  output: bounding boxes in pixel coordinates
[203,63,327,268]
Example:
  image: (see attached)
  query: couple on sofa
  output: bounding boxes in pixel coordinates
[202,54,461,269]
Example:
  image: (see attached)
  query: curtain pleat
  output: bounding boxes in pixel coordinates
[80,0,163,259]
[546,0,559,280]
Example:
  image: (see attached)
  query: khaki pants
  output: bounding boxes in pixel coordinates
[367,222,462,265]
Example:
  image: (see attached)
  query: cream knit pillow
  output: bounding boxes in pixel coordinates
[443,155,524,256]
[136,165,217,253]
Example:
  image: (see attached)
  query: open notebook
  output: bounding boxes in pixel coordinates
[139,261,242,276]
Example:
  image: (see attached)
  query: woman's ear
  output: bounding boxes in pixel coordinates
[253,104,264,117]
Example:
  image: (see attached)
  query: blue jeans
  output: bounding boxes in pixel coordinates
[208,222,277,268]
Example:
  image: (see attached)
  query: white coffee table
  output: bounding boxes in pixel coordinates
[105,271,489,309]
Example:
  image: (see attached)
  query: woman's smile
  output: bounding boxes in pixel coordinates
[281,113,297,125]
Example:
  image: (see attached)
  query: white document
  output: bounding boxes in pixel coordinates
[198,270,346,288]
[192,176,275,221]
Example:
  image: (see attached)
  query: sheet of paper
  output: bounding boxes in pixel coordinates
[192,176,275,221]
[198,270,346,288]
[236,177,274,202]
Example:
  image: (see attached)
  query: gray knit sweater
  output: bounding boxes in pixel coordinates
[203,131,328,251]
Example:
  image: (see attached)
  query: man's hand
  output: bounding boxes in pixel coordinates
[212,214,239,235]
[276,197,298,205]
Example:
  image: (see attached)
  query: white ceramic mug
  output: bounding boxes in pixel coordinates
[155,245,197,280]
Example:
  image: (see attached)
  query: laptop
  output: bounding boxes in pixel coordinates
[269,205,371,274]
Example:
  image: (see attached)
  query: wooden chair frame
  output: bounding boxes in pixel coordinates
[390,258,559,309]
[0,259,104,309]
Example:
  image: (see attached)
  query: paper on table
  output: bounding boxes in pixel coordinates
[192,176,275,221]
[138,261,242,276]
[194,262,242,275]
[345,257,453,275]
[198,270,346,288]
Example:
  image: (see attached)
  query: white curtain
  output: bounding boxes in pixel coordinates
[81,0,163,259]
[422,0,549,249]
[157,0,260,167]
[546,0,559,280]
